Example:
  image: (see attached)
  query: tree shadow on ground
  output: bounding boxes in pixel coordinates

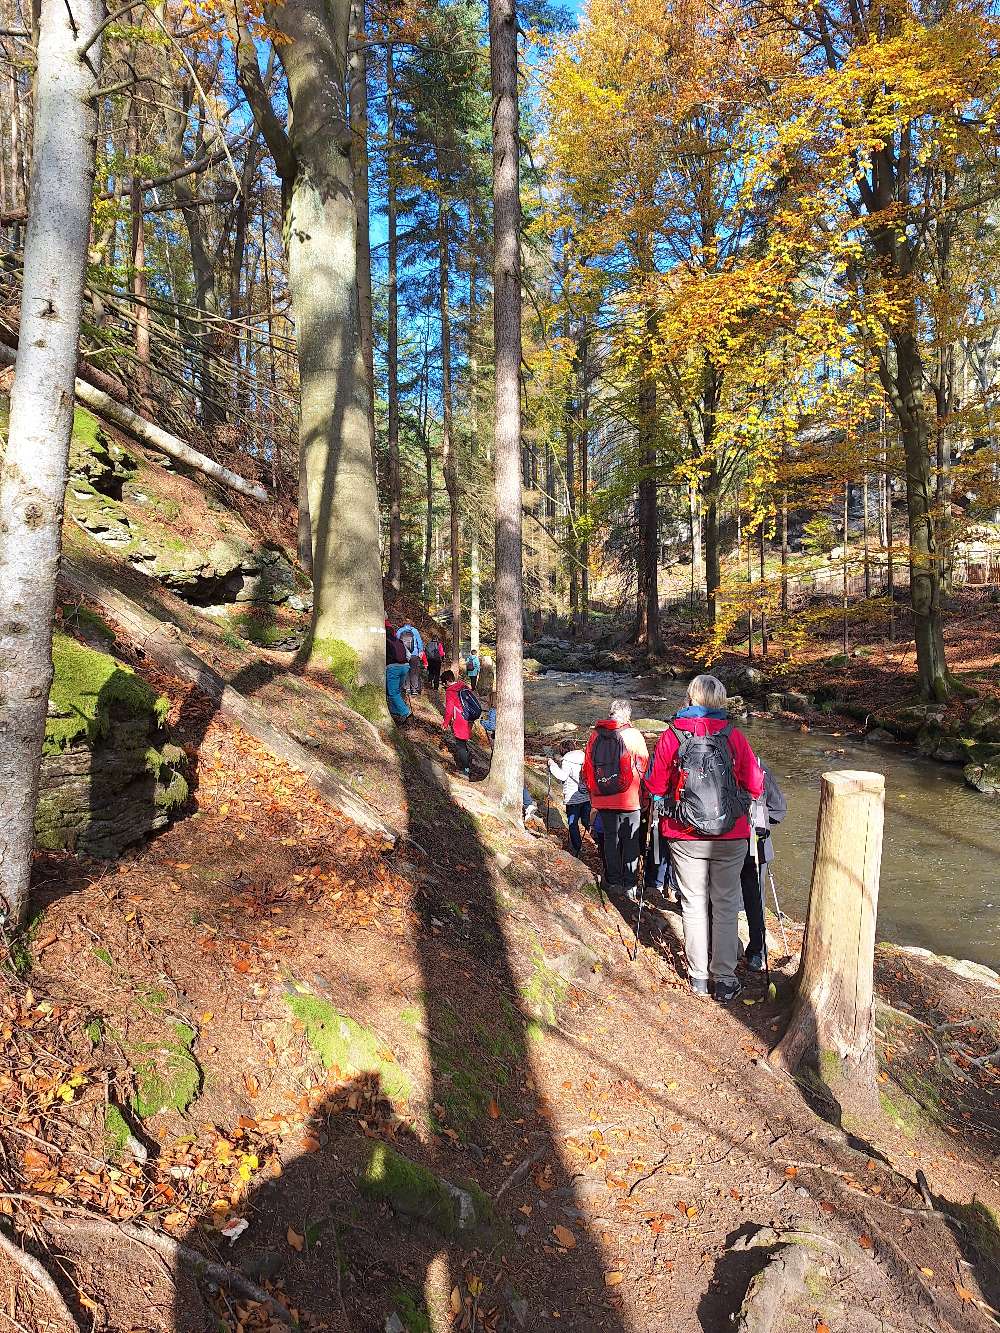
[165,726,633,1331]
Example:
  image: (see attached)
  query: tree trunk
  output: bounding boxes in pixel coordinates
[637,330,658,651]
[889,327,952,699]
[128,104,151,405]
[486,0,525,817]
[578,330,590,625]
[565,331,578,621]
[349,0,377,476]
[385,42,402,596]
[770,770,885,1131]
[0,0,101,926]
[274,0,386,685]
[298,457,313,574]
[934,343,954,597]
[437,186,461,666]
[689,477,703,606]
[705,450,720,625]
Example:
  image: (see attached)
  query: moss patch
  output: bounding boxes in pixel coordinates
[308,638,388,723]
[285,993,410,1102]
[132,1022,201,1118]
[360,1143,459,1235]
[521,941,568,1029]
[388,1286,432,1333]
[104,1104,131,1158]
[45,632,169,755]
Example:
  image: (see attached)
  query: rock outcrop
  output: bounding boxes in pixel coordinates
[36,630,188,858]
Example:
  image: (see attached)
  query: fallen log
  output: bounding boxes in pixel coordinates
[0,340,268,504]
[60,557,397,847]
[0,320,131,402]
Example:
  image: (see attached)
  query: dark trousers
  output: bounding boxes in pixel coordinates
[567,801,592,854]
[407,657,422,695]
[427,657,441,689]
[468,673,479,695]
[740,838,767,957]
[453,738,470,773]
[602,808,641,890]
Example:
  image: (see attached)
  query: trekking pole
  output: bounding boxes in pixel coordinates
[767,866,790,953]
[543,748,553,830]
[759,859,770,992]
[631,811,655,963]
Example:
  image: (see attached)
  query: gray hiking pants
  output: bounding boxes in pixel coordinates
[670,838,748,985]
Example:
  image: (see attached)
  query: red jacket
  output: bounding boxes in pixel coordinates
[643,715,764,840]
[583,720,649,811]
[443,681,472,741]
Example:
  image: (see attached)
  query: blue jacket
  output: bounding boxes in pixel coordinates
[396,624,424,656]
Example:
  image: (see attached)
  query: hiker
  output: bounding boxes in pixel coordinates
[466,648,481,694]
[477,652,495,697]
[547,747,591,858]
[741,756,787,972]
[426,636,444,690]
[397,622,424,697]
[442,669,482,777]
[385,619,407,666]
[644,673,764,1004]
[385,622,411,724]
[481,695,496,747]
[582,700,649,895]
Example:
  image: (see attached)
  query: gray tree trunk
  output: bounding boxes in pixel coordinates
[349,0,378,476]
[486,0,525,816]
[0,0,102,925]
[385,42,402,595]
[271,0,386,686]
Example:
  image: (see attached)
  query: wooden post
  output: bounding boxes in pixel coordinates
[770,770,885,1129]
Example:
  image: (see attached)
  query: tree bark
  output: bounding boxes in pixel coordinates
[437,185,461,666]
[886,327,952,699]
[349,0,378,476]
[637,325,659,652]
[770,770,885,1131]
[486,0,525,816]
[578,329,590,625]
[385,41,402,596]
[0,0,102,925]
[271,0,386,686]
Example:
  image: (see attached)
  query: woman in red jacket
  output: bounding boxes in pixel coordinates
[442,670,473,777]
[582,699,649,895]
[644,674,764,1003]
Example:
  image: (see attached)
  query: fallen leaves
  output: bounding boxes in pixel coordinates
[552,1224,577,1249]
[286,1226,304,1252]
[605,1271,624,1287]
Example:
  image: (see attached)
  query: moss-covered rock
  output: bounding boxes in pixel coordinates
[69,408,136,499]
[360,1143,492,1238]
[37,633,187,857]
[285,992,410,1102]
[132,1022,201,1118]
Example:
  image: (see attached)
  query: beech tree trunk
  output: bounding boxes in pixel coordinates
[385,42,402,595]
[637,324,659,652]
[273,0,386,686]
[349,0,377,475]
[578,329,590,625]
[486,0,525,816]
[0,0,101,926]
[771,770,886,1130]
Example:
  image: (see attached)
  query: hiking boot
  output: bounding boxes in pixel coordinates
[689,977,710,997]
[714,979,743,1004]
[625,886,640,904]
[745,952,766,973]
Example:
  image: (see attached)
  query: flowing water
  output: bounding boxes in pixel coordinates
[526,672,1000,970]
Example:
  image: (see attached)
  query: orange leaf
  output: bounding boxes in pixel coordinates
[954,1282,975,1303]
[287,1227,304,1252]
[234,959,251,974]
[553,1224,577,1249]
[487,1099,501,1120]
[816,1324,830,1333]
[858,1234,873,1249]
[605,1272,624,1287]
[784,1166,798,1179]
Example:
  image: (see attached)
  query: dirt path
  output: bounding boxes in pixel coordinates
[2,658,999,1332]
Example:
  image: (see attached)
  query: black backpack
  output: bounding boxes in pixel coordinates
[667,721,749,837]
[459,687,483,723]
[589,727,628,797]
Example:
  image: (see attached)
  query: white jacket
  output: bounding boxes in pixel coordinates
[547,749,589,806]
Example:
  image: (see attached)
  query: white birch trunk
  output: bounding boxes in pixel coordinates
[0,0,102,925]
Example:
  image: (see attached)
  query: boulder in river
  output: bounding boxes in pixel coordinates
[634,718,669,734]
[965,760,1000,797]
[782,690,812,715]
[968,697,1000,743]
[539,721,578,737]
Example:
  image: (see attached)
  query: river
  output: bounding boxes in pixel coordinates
[526,672,1000,970]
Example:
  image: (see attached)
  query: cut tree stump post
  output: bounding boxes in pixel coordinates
[770,770,885,1130]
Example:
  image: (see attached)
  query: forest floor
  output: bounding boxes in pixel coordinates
[3,596,1000,1332]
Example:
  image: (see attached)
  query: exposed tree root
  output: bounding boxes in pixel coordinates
[0,1225,81,1332]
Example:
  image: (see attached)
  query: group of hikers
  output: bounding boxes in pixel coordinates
[384,621,497,778]
[546,673,785,1004]
[384,622,782,1001]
